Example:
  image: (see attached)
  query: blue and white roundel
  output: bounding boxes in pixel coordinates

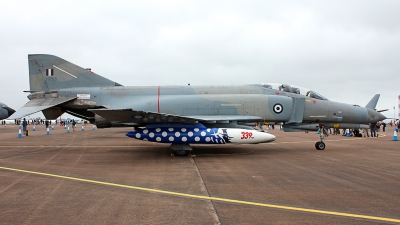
[273,103,283,114]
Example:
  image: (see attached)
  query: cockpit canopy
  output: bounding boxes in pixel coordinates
[261,83,328,100]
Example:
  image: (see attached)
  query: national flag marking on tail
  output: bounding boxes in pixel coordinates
[46,68,54,76]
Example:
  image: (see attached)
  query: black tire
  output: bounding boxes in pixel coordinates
[173,150,190,156]
[315,141,325,150]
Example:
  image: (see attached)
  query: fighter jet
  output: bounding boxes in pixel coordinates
[0,102,15,120]
[10,54,386,155]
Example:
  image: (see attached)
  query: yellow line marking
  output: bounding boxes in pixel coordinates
[0,166,399,223]
[0,146,155,148]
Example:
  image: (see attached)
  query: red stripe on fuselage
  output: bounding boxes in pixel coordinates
[157,86,160,113]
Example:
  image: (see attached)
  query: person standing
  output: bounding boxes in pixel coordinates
[72,119,76,131]
[370,122,377,138]
[376,121,381,133]
[22,118,28,136]
[382,121,386,132]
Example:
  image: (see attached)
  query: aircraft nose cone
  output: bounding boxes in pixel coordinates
[366,108,386,123]
[378,112,386,121]
[4,107,16,116]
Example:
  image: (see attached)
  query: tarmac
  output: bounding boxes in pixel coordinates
[0,124,399,225]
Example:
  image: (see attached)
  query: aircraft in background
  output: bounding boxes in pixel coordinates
[0,102,15,120]
[10,54,386,155]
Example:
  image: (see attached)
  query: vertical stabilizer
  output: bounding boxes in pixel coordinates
[28,54,122,92]
[365,94,380,110]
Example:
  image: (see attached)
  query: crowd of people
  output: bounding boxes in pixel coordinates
[0,118,85,126]
[4,118,400,138]
[328,119,400,138]
[0,118,88,136]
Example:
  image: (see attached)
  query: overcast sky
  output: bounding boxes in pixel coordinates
[1,0,399,119]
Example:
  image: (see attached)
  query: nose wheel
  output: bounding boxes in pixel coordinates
[315,125,328,150]
[315,141,325,150]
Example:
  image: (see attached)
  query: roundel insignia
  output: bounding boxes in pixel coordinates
[273,103,283,114]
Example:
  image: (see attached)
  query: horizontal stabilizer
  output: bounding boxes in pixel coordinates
[9,97,76,120]
[89,109,263,124]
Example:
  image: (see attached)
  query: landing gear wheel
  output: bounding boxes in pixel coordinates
[173,150,190,156]
[170,143,192,156]
[315,141,325,150]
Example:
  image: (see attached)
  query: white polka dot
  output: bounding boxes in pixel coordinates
[156,128,161,132]
[194,128,199,132]
[168,128,174,131]
[205,137,210,142]
[156,137,161,142]
[162,132,167,137]
[143,129,148,134]
[169,136,174,141]
[135,133,141,138]
[181,128,187,132]
[207,128,211,132]
[188,131,193,137]
[175,132,180,137]
[182,137,187,142]
[201,131,206,136]
[195,137,200,142]
[149,132,154,138]
[143,138,148,141]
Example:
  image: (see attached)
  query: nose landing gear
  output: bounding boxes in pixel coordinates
[315,141,325,150]
[315,125,328,150]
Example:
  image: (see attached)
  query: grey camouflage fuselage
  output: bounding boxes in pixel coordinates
[43,85,383,127]
[18,54,385,130]
[9,54,386,152]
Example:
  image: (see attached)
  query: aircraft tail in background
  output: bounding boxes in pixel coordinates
[365,94,380,110]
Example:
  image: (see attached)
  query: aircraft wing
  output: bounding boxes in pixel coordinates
[89,108,263,124]
[9,97,76,120]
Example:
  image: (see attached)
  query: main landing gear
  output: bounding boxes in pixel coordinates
[315,125,329,150]
[170,143,192,156]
